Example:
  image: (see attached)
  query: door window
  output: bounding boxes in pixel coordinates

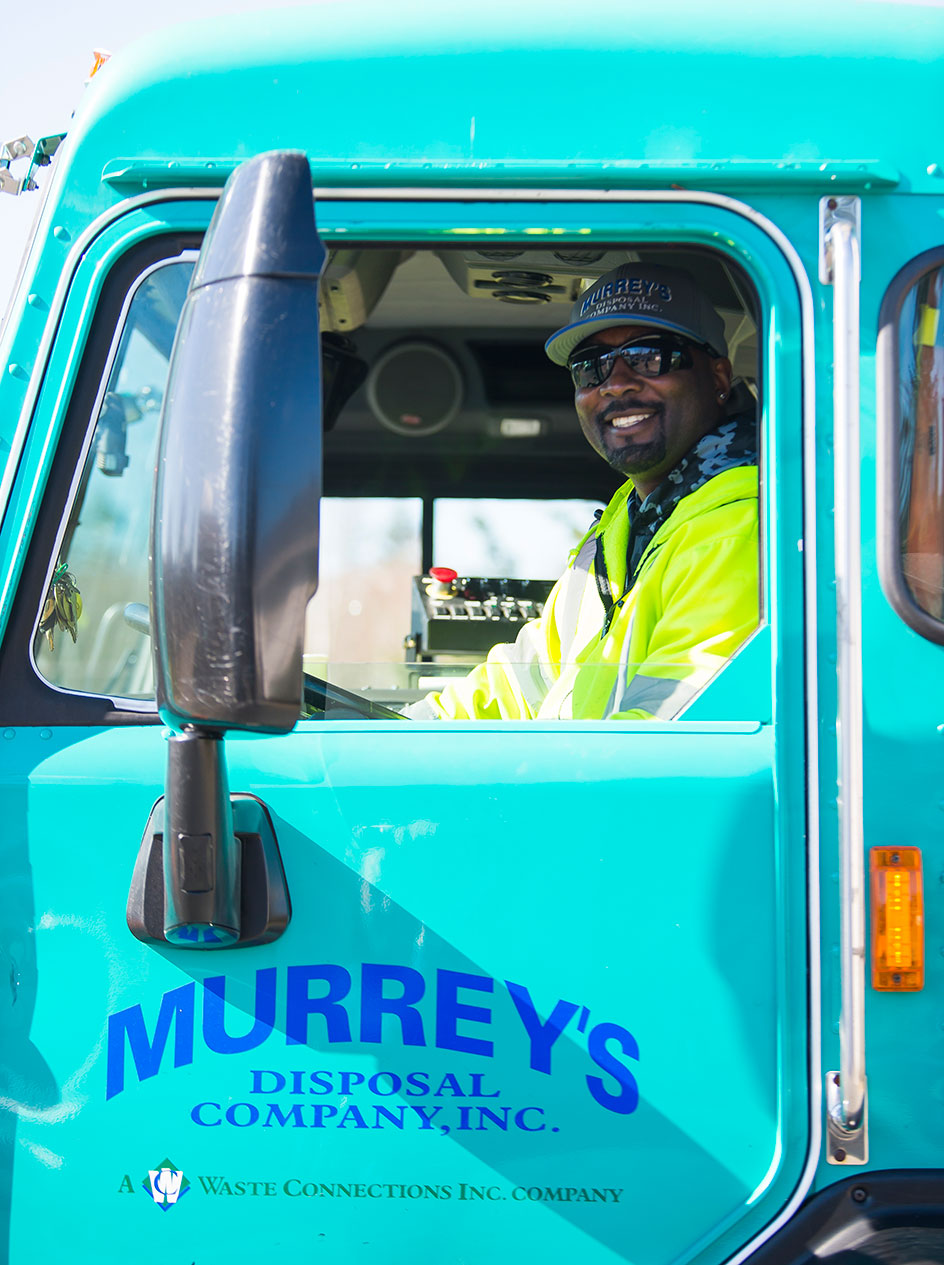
[31,238,763,720]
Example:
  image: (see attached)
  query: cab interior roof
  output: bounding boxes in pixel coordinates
[322,244,759,379]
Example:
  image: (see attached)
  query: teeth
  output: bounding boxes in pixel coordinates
[610,412,654,429]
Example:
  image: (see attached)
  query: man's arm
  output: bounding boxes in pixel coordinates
[407,614,554,720]
[608,525,759,721]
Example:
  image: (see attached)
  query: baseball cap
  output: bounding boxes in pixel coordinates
[545,263,728,366]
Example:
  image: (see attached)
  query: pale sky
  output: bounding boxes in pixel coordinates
[0,0,322,316]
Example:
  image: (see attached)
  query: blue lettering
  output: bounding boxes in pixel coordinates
[285,965,352,1045]
[435,970,493,1056]
[106,983,195,1099]
[360,963,426,1046]
[191,1100,221,1126]
[338,1105,369,1129]
[581,289,602,315]
[411,1105,442,1129]
[586,1022,640,1114]
[264,1103,305,1128]
[405,1072,430,1096]
[310,1070,334,1094]
[433,1073,463,1097]
[251,1069,285,1094]
[367,1072,401,1096]
[514,1107,546,1131]
[204,969,276,1054]
[469,1073,500,1098]
[373,1105,406,1128]
[506,982,578,1074]
[225,1102,259,1126]
[476,1106,509,1130]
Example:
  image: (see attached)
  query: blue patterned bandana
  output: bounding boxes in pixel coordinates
[592,409,757,632]
[625,410,757,577]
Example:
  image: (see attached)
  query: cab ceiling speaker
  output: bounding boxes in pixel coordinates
[366,341,464,436]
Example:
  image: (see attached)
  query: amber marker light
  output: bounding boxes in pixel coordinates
[870,846,924,991]
[87,49,112,81]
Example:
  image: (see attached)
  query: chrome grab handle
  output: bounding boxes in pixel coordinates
[820,196,868,1163]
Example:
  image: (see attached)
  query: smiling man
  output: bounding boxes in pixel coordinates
[411,263,759,721]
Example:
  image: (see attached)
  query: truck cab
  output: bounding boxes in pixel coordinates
[0,3,941,1261]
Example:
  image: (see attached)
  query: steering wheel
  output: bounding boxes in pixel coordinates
[302,672,407,721]
[123,603,406,721]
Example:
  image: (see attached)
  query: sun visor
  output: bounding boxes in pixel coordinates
[320,250,406,332]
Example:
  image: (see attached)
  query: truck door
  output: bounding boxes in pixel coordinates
[0,181,811,1265]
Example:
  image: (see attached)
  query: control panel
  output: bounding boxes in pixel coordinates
[408,568,555,657]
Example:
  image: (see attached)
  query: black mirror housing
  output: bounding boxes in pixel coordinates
[150,149,324,734]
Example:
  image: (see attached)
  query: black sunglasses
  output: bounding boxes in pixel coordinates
[567,333,716,390]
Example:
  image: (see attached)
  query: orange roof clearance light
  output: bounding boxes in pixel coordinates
[88,49,112,81]
[870,846,924,991]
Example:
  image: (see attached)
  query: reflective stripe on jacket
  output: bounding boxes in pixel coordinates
[413,464,759,721]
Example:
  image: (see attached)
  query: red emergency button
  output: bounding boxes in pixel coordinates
[427,566,458,599]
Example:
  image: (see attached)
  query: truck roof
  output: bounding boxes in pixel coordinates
[58,0,943,202]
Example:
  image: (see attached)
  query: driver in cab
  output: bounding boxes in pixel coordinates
[408,264,758,721]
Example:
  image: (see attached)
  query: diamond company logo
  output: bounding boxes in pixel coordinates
[142,1159,190,1210]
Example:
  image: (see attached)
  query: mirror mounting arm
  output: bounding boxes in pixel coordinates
[162,729,240,946]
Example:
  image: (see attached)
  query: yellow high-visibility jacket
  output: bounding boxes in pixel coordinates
[412,465,759,721]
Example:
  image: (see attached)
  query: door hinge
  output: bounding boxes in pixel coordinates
[826,1072,869,1164]
[819,195,861,286]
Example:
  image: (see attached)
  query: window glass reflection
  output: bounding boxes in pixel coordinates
[34,260,193,698]
[898,266,944,620]
[433,498,604,578]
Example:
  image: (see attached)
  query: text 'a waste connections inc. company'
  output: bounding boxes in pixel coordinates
[105,963,640,1118]
[192,1178,626,1203]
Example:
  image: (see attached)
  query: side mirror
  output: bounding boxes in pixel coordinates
[152,149,323,731]
[145,150,323,947]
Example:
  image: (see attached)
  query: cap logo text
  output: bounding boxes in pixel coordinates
[580,278,672,315]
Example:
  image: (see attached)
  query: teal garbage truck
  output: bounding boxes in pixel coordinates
[0,2,942,1259]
